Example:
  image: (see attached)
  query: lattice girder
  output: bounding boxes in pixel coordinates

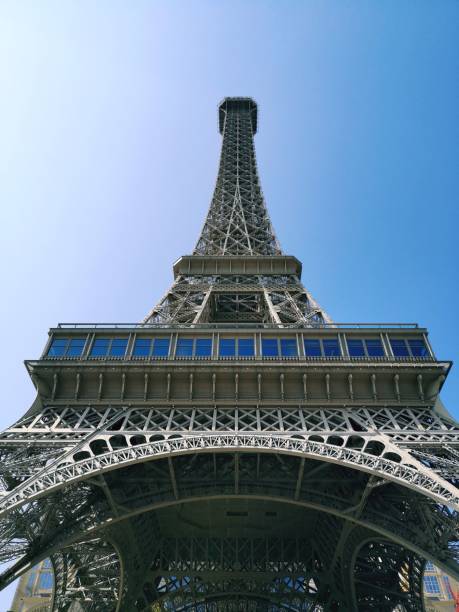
[352,539,425,611]
[1,433,458,515]
[194,99,280,257]
[145,274,330,325]
[0,450,457,589]
[2,97,459,609]
[144,97,330,326]
[51,537,121,611]
[0,454,457,610]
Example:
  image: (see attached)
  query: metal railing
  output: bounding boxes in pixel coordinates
[56,322,420,330]
[44,354,434,363]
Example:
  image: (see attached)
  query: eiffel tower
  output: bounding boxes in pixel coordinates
[1,97,459,611]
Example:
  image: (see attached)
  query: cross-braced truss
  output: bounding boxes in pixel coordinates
[144,97,330,326]
[144,273,330,326]
[51,538,121,611]
[1,447,457,610]
[195,98,280,257]
[2,98,458,610]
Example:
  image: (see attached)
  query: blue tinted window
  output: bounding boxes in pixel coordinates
[280,339,297,357]
[38,571,53,590]
[133,338,151,357]
[262,339,278,357]
[443,576,452,599]
[67,338,85,357]
[304,339,321,357]
[424,561,435,571]
[90,339,110,357]
[239,338,254,356]
[423,575,440,593]
[196,338,212,356]
[408,339,428,357]
[153,338,170,357]
[176,338,193,356]
[47,338,67,357]
[365,339,384,357]
[347,339,365,357]
[109,338,127,357]
[323,338,341,357]
[25,571,36,594]
[390,339,409,357]
[42,559,52,569]
[220,338,236,357]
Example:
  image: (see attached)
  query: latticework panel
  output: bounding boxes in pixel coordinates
[195,98,281,257]
[2,97,458,610]
[145,275,329,325]
[52,538,121,611]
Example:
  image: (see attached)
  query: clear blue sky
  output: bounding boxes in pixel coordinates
[0,1,458,606]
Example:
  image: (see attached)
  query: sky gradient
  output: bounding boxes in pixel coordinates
[0,1,458,605]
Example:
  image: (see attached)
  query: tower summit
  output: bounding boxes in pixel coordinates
[196,97,278,256]
[2,98,459,611]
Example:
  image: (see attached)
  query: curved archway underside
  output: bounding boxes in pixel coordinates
[0,448,457,611]
[1,433,458,516]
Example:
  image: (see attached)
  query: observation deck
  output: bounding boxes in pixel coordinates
[42,321,435,363]
[219,97,257,133]
[22,323,450,412]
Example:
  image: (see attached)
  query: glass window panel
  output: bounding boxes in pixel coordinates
[195,338,212,357]
[176,338,193,357]
[423,575,440,593]
[238,338,254,356]
[66,338,86,357]
[304,339,322,357]
[133,338,152,357]
[90,338,110,357]
[323,338,341,357]
[408,339,428,357]
[25,571,36,594]
[443,576,452,599]
[109,338,128,357]
[424,561,435,571]
[262,338,279,357]
[390,338,409,357]
[38,572,53,590]
[42,559,52,569]
[220,338,236,357]
[280,338,297,357]
[365,338,384,357]
[347,339,365,357]
[153,338,170,357]
[47,338,68,357]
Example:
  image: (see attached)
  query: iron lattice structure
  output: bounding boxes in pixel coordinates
[2,97,459,612]
[145,98,330,327]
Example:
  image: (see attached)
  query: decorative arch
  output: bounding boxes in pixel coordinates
[1,433,457,520]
